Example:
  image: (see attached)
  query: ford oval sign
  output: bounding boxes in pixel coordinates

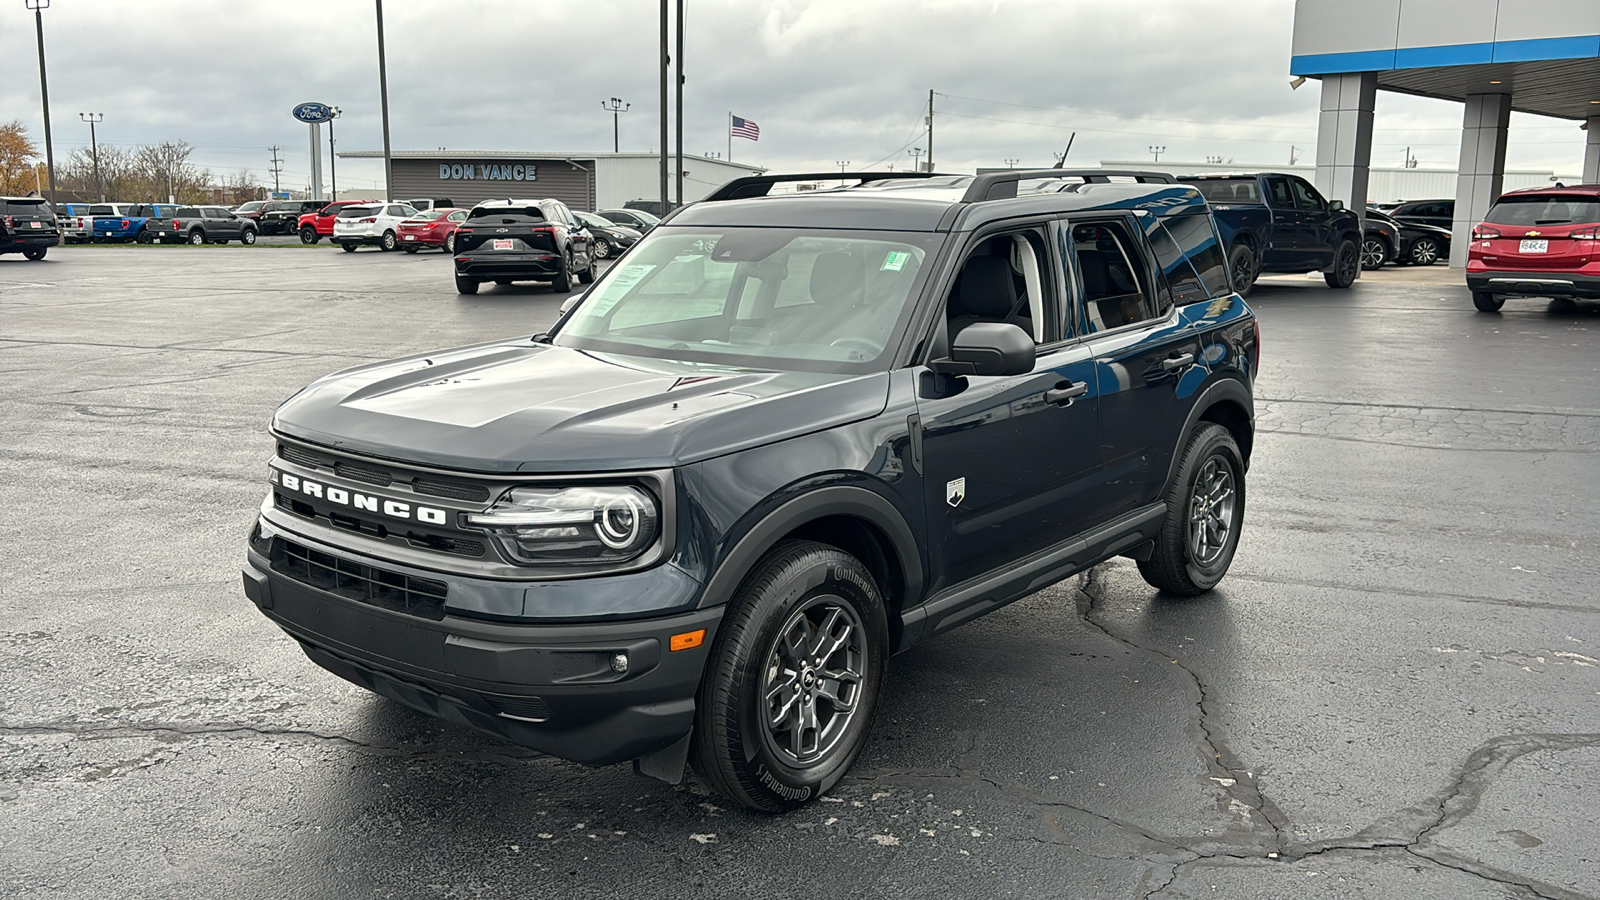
[292,103,333,124]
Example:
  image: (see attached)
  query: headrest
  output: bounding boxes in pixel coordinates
[1077,249,1111,296]
[953,254,1016,318]
[809,252,862,307]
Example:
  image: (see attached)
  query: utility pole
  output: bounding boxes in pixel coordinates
[1149,145,1166,162]
[374,0,393,201]
[674,0,684,209]
[1289,145,1301,165]
[27,0,56,205]
[269,146,283,197]
[79,113,103,201]
[658,0,668,215]
[328,107,341,200]
[927,89,934,172]
[602,98,630,153]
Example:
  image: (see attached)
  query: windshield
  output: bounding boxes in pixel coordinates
[577,212,616,228]
[1183,178,1260,205]
[554,227,942,373]
[1485,195,1600,227]
[337,206,378,219]
[237,201,267,212]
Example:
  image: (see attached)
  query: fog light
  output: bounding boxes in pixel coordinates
[610,653,629,674]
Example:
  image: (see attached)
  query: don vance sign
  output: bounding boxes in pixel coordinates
[439,163,539,181]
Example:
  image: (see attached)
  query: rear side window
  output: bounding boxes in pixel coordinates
[1071,218,1168,333]
[1265,177,1293,208]
[1163,213,1231,299]
[1485,196,1600,227]
[1186,179,1259,205]
[1143,218,1207,306]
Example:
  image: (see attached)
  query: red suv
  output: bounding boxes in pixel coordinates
[1467,185,1600,312]
[297,200,380,245]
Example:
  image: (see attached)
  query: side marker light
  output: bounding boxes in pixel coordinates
[670,629,706,652]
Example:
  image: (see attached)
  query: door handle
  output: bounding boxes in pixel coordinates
[1044,381,1089,406]
[1161,353,1195,371]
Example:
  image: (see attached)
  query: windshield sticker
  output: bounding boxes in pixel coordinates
[881,250,910,272]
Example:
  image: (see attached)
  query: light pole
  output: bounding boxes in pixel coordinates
[79,113,103,201]
[328,107,342,200]
[26,0,56,205]
[602,98,630,153]
[1004,158,1019,169]
[374,0,393,201]
[836,160,850,187]
[1149,145,1166,162]
[907,147,924,172]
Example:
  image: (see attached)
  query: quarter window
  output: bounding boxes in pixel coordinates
[1070,219,1166,333]
[1162,213,1231,300]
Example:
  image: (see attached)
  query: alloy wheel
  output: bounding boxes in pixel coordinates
[1410,239,1439,265]
[1188,456,1236,567]
[761,597,866,768]
[1360,239,1386,269]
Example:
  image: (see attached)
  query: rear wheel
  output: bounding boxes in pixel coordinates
[444,232,457,254]
[454,274,480,295]
[299,227,319,245]
[1227,243,1257,297]
[380,230,398,252]
[1138,423,1245,596]
[403,245,419,254]
[1324,239,1359,288]
[1472,291,1504,312]
[135,230,153,245]
[240,229,257,245]
[1408,237,1441,266]
[579,251,597,284]
[593,237,612,259]
[691,541,887,812]
[1360,238,1388,270]
[341,242,358,253]
[552,253,574,292]
[188,230,206,246]
[22,247,46,261]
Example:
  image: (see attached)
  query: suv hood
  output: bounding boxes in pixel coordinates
[272,340,891,473]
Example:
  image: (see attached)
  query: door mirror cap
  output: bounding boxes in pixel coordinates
[934,322,1035,377]
[1329,199,1345,211]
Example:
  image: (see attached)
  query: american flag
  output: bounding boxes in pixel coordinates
[730,116,761,141]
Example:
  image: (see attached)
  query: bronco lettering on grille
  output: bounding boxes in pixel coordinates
[271,468,448,525]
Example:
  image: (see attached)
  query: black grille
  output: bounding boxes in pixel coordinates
[333,459,393,487]
[483,693,552,722]
[274,539,447,621]
[412,477,491,503]
[277,442,323,468]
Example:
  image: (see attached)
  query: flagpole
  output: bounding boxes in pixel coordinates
[727,112,732,162]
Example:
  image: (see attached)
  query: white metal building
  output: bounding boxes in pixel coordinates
[1291,0,1600,265]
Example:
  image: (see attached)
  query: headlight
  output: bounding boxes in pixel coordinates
[466,485,660,566]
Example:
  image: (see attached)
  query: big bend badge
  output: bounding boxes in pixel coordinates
[946,477,966,508]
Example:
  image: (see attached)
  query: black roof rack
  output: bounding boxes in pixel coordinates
[702,171,950,202]
[962,168,1176,203]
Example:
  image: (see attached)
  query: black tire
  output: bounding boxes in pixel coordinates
[403,245,419,254]
[1137,423,1246,596]
[691,540,888,812]
[454,274,480,295]
[578,250,597,284]
[552,253,573,292]
[22,247,46,261]
[240,229,257,246]
[380,230,398,252]
[135,230,153,245]
[213,239,228,245]
[444,232,456,254]
[1360,238,1388,271]
[299,227,320,245]
[1324,239,1359,288]
[494,279,512,285]
[1408,237,1441,266]
[188,229,206,246]
[1472,291,1504,312]
[593,237,612,259]
[341,242,358,253]
[1227,243,1257,297]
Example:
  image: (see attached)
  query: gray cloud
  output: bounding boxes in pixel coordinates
[1,0,1587,198]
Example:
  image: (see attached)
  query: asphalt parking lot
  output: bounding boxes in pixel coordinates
[2,245,1598,899]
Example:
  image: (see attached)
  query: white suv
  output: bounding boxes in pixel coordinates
[332,202,419,252]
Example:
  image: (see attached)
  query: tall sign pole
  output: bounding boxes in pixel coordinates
[293,103,334,201]
[328,107,341,201]
[375,0,394,201]
[28,0,56,204]
[674,0,684,208]
[658,0,668,214]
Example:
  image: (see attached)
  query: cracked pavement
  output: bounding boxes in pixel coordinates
[3,251,1599,898]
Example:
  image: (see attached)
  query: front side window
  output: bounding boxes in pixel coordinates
[1290,178,1326,212]
[555,227,942,373]
[943,230,1058,347]
[1070,218,1166,332]
[1265,177,1294,208]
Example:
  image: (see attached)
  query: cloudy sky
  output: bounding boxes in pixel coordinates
[2,0,1590,196]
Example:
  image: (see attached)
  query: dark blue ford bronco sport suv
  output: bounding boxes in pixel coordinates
[243,169,1258,812]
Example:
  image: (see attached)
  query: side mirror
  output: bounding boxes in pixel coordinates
[1329,199,1345,211]
[559,294,582,316]
[934,322,1035,377]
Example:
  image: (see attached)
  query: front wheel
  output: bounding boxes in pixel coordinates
[1227,243,1257,297]
[1324,239,1359,288]
[1408,237,1441,266]
[135,230,153,245]
[444,232,457,254]
[403,245,419,254]
[1137,423,1245,596]
[1472,291,1504,312]
[593,237,612,259]
[380,230,398,252]
[188,230,206,246]
[299,227,320,245]
[1360,238,1388,270]
[691,541,888,812]
[454,273,480,294]
[240,229,257,245]
[22,247,47,260]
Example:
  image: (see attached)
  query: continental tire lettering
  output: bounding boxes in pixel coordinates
[756,766,812,802]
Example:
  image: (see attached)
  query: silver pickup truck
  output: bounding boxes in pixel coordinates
[145,205,259,245]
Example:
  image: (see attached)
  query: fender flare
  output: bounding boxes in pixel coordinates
[1163,376,1255,491]
[695,484,924,613]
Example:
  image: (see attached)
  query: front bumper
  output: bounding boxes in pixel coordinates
[454,253,561,279]
[1467,269,1600,299]
[243,522,720,766]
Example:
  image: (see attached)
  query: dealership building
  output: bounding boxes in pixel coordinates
[1292,0,1600,265]
[337,151,764,212]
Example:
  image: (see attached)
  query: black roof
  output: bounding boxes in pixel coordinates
[672,169,1208,232]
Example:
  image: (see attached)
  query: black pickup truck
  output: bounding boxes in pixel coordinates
[1178,173,1363,296]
